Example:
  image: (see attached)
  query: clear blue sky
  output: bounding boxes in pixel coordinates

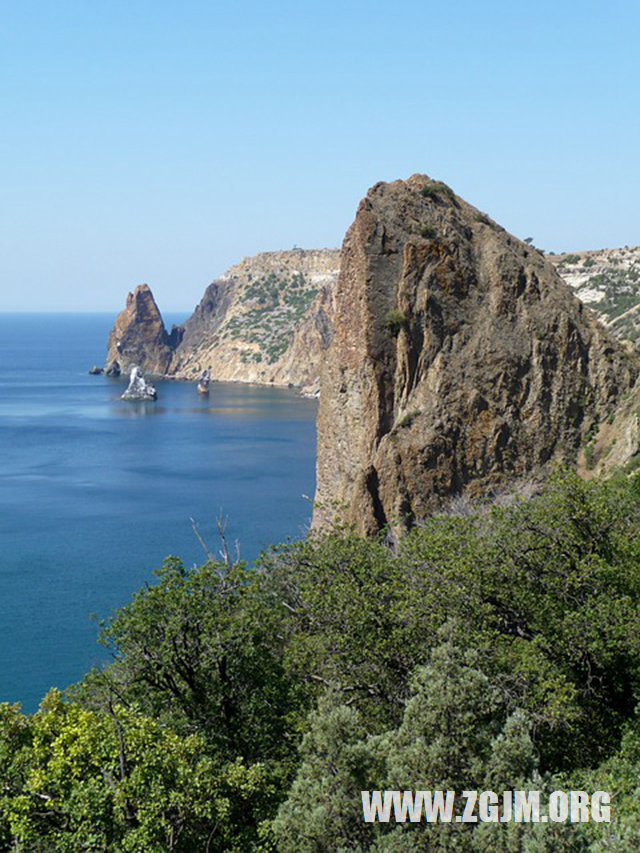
[1,0,639,311]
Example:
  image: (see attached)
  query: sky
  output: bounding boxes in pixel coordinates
[1,0,639,312]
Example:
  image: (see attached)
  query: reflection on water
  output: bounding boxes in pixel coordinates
[112,399,165,417]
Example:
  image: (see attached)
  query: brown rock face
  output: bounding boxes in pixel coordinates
[105,284,176,376]
[313,175,640,535]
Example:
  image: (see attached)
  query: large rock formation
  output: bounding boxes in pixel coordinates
[103,251,340,390]
[106,284,179,377]
[103,246,640,388]
[313,175,640,535]
[168,249,339,389]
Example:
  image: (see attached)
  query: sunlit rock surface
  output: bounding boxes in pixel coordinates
[121,366,158,401]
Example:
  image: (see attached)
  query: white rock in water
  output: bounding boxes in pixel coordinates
[121,366,158,401]
[197,369,211,394]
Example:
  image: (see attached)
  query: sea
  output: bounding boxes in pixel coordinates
[0,314,318,712]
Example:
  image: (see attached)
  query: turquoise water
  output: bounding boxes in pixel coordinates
[0,314,317,711]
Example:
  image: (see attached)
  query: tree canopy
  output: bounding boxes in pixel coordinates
[2,470,640,850]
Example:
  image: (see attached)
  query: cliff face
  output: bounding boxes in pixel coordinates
[313,175,640,535]
[104,250,340,389]
[106,284,177,376]
[169,249,339,390]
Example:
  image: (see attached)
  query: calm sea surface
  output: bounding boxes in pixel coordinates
[0,314,318,711]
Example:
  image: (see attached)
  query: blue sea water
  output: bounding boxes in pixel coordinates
[0,314,318,712]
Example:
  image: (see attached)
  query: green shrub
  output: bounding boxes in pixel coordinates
[420,181,457,204]
[584,442,596,470]
[473,212,494,228]
[625,453,640,473]
[384,309,407,335]
[3,471,640,850]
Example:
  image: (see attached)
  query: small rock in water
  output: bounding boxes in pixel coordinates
[197,369,211,394]
[121,366,158,401]
[88,365,104,375]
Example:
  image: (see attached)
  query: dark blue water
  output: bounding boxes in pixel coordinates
[0,314,317,711]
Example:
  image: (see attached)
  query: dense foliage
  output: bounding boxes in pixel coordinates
[2,470,640,850]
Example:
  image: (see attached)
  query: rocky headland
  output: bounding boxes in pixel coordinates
[312,175,640,534]
[103,244,640,394]
[105,249,340,393]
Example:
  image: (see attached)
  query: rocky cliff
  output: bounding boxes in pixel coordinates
[104,250,340,390]
[551,246,640,344]
[105,284,179,377]
[312,175,640,535]
[170,249,339,391]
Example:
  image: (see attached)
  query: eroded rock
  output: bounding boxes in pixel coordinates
[197,370,210,394]
[121,366,158,401]
[104,251,340,389]
[106,284,174,377]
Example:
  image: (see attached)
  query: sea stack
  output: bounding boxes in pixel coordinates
[121,366,158,401]
[197,370,211,394]
[106,284,176,377]
[313,174,640,535]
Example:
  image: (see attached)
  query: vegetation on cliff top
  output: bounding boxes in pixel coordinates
[1,471,640,850]
[221,271,319,364]
[552,247,640,343]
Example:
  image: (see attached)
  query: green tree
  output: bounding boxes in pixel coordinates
[273,696,384,853]
[0,690,277,852]
[86,556,304,769]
